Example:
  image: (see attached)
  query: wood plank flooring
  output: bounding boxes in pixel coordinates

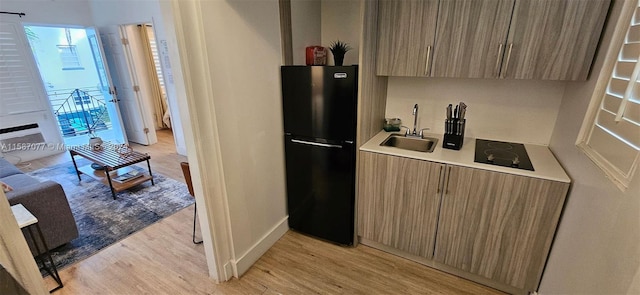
[25,130,504,294]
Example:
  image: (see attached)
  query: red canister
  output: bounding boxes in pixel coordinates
[306,46,327,65]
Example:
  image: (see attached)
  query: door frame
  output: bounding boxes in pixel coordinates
[161,0,232,281]
[20,23,128,145]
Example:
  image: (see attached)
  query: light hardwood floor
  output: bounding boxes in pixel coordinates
[25,130,504,294]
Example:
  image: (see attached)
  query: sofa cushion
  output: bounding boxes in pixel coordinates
[0,158,22,178]
[1,174,40,188]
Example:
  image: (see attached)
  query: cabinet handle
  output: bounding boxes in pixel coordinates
[437,165,443,193]
[425,45,432,76]
[502,43,513,78]
[495,43,504,77]
[444,166,452,194]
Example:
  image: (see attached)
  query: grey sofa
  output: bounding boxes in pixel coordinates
[1,157,78,252]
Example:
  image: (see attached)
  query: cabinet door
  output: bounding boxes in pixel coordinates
[431,0,514,78]
[358,152,444,259]
[376,0,439,77]
[501,0,610,80]
[434,166,569,291]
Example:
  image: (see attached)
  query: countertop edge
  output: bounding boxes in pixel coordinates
[360,131,571,184]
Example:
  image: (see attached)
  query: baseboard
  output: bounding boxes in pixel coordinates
[223,261,233,281]
[231,216,289,277]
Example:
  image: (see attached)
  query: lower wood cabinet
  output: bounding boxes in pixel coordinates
[357,151,570,294]
[434,165,569,291]
[357,152,444,259]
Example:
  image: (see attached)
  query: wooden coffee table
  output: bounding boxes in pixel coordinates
[70,144,154,199]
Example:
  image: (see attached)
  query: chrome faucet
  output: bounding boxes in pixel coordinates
[405,104,429,138]
[411,104,419,136]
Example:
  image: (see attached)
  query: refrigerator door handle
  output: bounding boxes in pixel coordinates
[291,139,343,149]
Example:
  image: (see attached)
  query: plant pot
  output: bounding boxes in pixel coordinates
[333,54,345,66]
[89,137,103,151]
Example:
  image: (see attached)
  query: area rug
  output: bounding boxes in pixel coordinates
[27,159,194,271]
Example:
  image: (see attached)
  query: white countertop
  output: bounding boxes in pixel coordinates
[360,131,571,183]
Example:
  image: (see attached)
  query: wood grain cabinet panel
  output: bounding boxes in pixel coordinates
[358,152,444,259]
[375,0,610,80]
[432,0,514,78]
[502,0,611,80]
[375,0,439,77]
[433,165,569,291]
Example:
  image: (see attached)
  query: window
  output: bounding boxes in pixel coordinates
[146,26,166,95]
[57,45,84,70]
[578,1,640,191]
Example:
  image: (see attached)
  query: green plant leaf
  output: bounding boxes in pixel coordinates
[329,40,352,55]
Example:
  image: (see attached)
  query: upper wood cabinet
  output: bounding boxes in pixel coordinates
[431,0,514,78]
[357,152,444,259]
[502,0,611,80]
[375,0,439,76]
[375,0,611,80]
[433,165,569,291]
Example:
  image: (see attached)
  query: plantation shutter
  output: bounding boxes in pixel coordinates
[583,2,640,190]
[146,26,165,95]
[0,21,46,116]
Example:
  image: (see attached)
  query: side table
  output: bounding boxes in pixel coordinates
[11,204,63,293]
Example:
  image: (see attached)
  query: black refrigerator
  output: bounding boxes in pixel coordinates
[281,65,358,246]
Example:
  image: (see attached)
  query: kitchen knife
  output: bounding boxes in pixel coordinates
[454,105,458,119]
[446,104,452,134]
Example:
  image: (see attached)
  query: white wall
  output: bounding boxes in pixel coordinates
[290,0,321,65]
[290,0,361,66]
[198,0,288,276]
[321,0,361,66]
[540,1,640,294]
[0,0,93,27]
[88,0,187,155]
[385,77,566,145]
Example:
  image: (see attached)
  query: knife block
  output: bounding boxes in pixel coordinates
[443,119,466,150]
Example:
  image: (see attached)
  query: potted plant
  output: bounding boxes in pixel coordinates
[329,40,352,66]
[88,131,103,151]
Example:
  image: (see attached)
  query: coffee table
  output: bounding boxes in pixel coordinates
[70,144,154,199]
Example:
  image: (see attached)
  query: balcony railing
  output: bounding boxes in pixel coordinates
[48,87,112,137]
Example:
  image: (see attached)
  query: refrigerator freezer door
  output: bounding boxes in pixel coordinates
[284,135,355,245]
[281,66,358,141]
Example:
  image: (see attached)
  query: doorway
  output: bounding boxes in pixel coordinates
[24,25,127,146]
[99,23,177,150]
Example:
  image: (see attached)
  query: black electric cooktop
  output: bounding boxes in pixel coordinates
[474,139,534,171]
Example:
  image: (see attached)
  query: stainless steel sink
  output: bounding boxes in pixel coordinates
[380,134,438,153]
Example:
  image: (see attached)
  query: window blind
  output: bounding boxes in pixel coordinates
[146,26,165,95]
[0,21,45,116]
[57,45,83,70]
[582,2,640,190]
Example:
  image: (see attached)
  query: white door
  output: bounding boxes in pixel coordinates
[85,27,127,144]
[99,25,150,145]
